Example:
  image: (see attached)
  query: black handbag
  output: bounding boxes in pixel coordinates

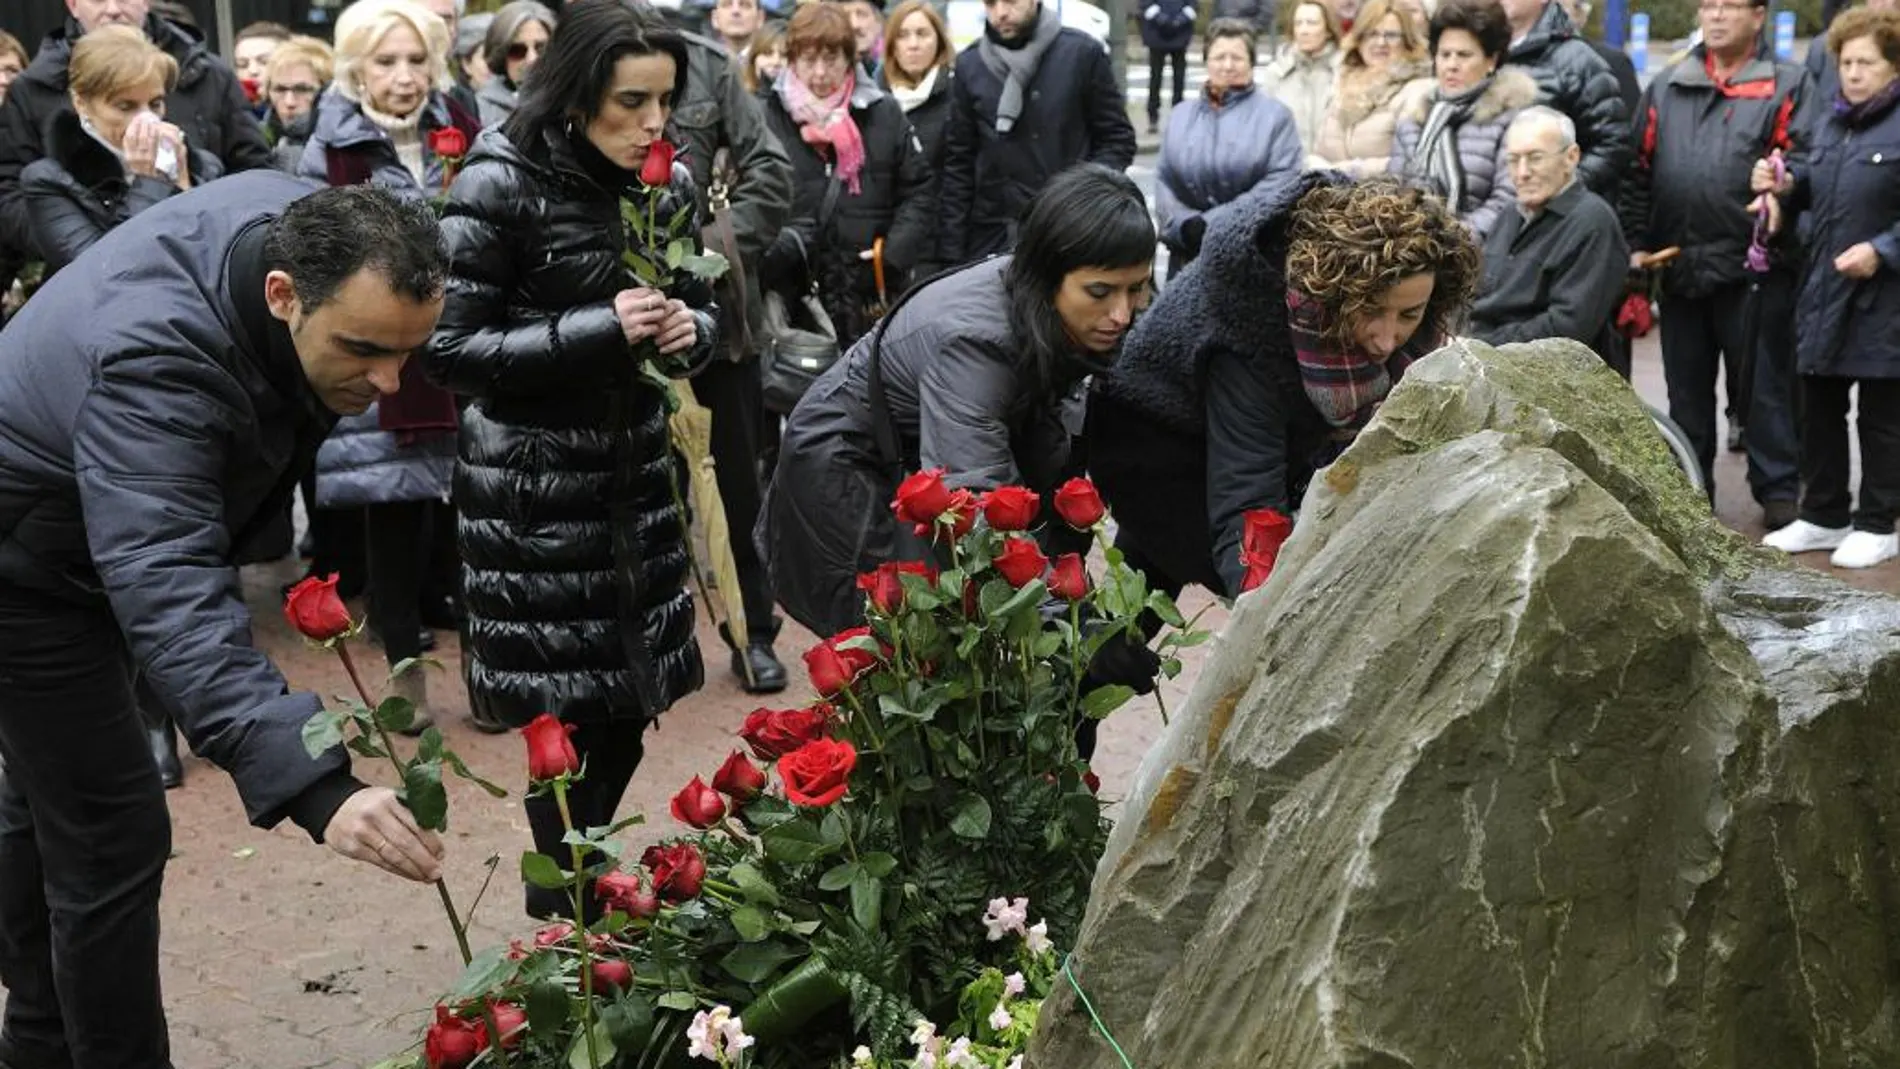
[759,179,844,416]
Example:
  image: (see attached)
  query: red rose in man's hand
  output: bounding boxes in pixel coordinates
[475,1001,527,1052]
[1239,508,1294,593]
[641,842,708,901]
[591,958,635,991]
[639,138,678,187]
[712,750,768,801]
[283,573,352,641]
[739,705,833,760]
[669,775,727,828]
[778,738,858,807]
[892,468,954,525]
[993,537,1049,589]
[1047,553,1090,601]
[596,870,659,918]
[427,126,468,160]
[980,486,1041,532]
[521,714,580,781]
[1053,477,1107,529]
[424,1005,482,1069]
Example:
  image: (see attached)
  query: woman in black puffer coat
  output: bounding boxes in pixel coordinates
[426,0,717,920]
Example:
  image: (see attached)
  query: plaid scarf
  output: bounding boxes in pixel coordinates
[1287,287,1414,431]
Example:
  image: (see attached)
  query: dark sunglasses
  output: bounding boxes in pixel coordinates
[507,40,547,61]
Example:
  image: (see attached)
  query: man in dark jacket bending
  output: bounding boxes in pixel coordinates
[0,174,447,1069]
[937,0,1137,263]
[0,0,274,264]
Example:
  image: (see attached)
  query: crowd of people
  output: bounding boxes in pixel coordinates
[0,0,1897,1063]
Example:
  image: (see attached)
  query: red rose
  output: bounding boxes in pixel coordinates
[993,537,1048,589]
[424,1005,482,1069]
[239,77,261,104]
[1053,477,1107,529]
[980,486,1041,532]
[641,842,708,902]
[532,922,574,949]
[739,705,833,760]
[639,138,678,188]
[942,489,978,539]
[804,627,881,697]
[779,737,858,807]
[712,750,768,801]
[856,560,936,615]
[669,775,727,828]
[829,626,884,674]
[1238,508,1294,593]
[596,870,659,918]
[892,468,955,525]
[1083,769,1102,794]
[591,958,635,991]
[475,1001,528,1052]
[427,126,469,160]
[522,713,580,782]
[1047,553,1090,601]
[283,573,352,641]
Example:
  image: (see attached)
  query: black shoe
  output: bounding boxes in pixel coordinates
[1763,499,1800,531]
[149,725,183,790]
[732,642,788,694]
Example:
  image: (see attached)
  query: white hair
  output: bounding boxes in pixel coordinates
[1507,105,1577,146]
[333,0,456,100]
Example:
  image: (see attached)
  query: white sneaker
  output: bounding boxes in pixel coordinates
[1830,531,1900,570]
[1762,519,1851,553]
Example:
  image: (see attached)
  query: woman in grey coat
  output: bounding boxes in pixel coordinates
[1261,0,1340,154]
[759,165,1155,636]
[1389,0,1536,240]
[476,1,556,127]
[1156,19,1304,273]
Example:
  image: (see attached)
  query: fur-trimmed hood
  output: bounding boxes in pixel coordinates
[1399,65,1540,124]
[1331,58,1430,127]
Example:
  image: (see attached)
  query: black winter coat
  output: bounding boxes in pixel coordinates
[1787,91,1900,379]
[1140,0,1198,54]
[879,67,956,273]
[1504,1,1630,200]
[1620,48,1815,298]
[759,79,934,342]
[427,127,718,728]
[0,15,272,257]
[1091,171,1361,597]
[759,256,1091,635]
[22,109,224,274]
[0,171,357,838]
[937,22,1138,263]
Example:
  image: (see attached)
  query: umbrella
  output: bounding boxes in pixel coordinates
[667,381,752,681]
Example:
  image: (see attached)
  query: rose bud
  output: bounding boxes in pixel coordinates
[476,1001,528,1052]
[979,486,1041,532]
[857,565,906,616]
[283,573,353,641]
[993,537,1049,589]
[1238,507,1294,594]
[942,489,978,539]
[425,1005,483,1069]
[642,842,708,902]
[778,738,859,808]
[712,750,768,802]
[1083,769,1102,795]
[828,626,885,675]
[591,958,635,992]
[427,126,469,160]
[638,138,678,188]
[891,468,954,525]
[522,713,580,782]
[596,870,660,918]
[1052,477,1107,529]
[670,775,727,828]
[1047,553,1090,601]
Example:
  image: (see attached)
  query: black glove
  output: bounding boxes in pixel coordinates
[1083,631,1162,696]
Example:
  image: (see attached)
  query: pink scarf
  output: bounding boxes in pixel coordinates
[775,68,866,194]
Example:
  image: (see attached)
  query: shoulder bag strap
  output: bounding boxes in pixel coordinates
[709,166,754,354]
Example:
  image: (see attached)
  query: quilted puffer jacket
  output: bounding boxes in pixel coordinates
[426,126,718,728]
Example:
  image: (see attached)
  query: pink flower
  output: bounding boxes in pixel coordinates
[1025,918,1052,955]
[981,896,1029,941]
[1003,971,1027,998]
[988,1002,1012,1031]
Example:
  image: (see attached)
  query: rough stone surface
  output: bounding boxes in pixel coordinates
[1031,340,1900,1069]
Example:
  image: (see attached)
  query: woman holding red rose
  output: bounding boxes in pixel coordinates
[759,164,1155,635]
[425,0,717,918]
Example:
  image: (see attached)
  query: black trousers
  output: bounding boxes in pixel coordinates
[1799,375,1900,535]
[522,720,647,920]
[697,358,779,636]
[364,499,437,665]
[0,584,173,1069]
[1148,48,1188,122]
[1658,280,1800,503]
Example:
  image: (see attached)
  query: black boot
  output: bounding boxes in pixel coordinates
[725,619,787,694]
[147,714,182,790]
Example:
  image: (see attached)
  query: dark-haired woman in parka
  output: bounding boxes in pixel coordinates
[425,0,717,919]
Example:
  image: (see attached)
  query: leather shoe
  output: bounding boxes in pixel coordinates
[149,724,183,790]
[732,642,788,694]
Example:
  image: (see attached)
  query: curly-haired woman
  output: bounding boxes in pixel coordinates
[1088,175,1479,597]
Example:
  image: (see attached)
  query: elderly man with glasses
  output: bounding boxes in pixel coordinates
[1469,106,1630,373]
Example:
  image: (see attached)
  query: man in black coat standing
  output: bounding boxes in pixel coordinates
[0,0,274,266]
[0,174,447,1069]
[1497,0,1631,199]
[937,0,1137,264]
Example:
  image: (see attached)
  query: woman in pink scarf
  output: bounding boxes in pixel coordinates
[757,1,935,348]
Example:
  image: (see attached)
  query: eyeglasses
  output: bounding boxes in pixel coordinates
[1503,150,1563,168]
[270,82,321,97]
[1363,30,1405,42]
[506,40,547,61]
[792,50,852,70]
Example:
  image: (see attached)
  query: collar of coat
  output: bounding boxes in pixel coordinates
[1671,45,1779,97]
[23,15,210,94]
[1400,66,1540,124]
[1333,58,1429,126]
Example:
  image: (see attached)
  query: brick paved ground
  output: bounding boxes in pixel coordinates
[4,337,1895,1068]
